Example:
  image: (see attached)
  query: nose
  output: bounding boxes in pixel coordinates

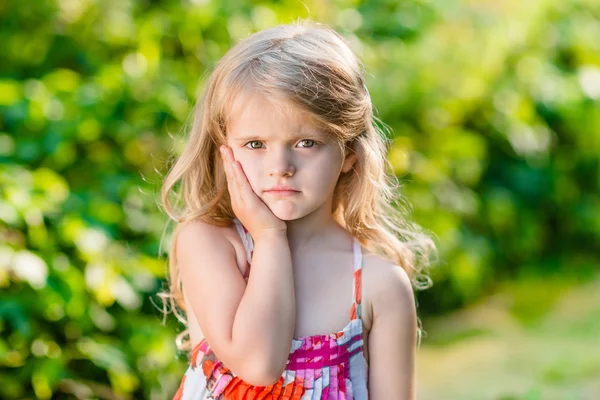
[268,147,296,177]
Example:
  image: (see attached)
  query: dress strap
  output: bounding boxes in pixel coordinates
[232,218,254,279]
[350,237,363,321]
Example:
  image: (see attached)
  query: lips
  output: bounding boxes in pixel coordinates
[264,187,300,197]
[265,186,299,192]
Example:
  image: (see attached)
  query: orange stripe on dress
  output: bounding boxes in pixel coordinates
[354,268,361,304]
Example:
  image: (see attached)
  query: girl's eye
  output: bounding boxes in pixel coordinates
[245,141,263,149]
[244,140,318,149]
[298,139,316,148]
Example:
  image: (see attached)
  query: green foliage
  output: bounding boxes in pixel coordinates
[1,0,598,397]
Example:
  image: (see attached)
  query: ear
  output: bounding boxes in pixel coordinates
[341,150,358,173]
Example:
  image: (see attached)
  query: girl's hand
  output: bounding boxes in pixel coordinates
[220,145,287,238]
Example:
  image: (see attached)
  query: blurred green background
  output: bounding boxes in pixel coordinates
[1,0,599,399]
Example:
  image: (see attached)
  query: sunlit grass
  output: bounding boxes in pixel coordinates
[416,275,600,399]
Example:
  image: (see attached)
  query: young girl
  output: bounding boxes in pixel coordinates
[160,19,435,400]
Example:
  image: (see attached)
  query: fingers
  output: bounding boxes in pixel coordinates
[220,146,236,182]
[220,145,250,202]
[220,146,235,195]
[230,158,253,201]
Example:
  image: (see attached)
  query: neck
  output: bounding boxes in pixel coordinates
[284,198,345,253]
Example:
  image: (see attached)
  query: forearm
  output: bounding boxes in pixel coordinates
[231,230,295,377]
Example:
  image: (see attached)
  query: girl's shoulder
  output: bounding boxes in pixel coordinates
[175,219,249,278]
[360,250,414,323]
[176,219,235,250]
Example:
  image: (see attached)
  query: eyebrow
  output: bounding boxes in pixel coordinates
[231,131,328,142]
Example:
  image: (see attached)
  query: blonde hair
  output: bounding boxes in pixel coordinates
[158,19,436,353]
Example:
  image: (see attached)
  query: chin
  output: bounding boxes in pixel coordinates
[271,208,302,221]
[267,202,308,221]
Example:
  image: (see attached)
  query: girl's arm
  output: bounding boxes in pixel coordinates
[177,220,295,386]
[366,261,417,399]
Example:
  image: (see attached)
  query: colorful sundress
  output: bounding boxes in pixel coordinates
[173,218,369,399]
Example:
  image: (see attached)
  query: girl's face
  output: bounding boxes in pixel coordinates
[226,91,356,221]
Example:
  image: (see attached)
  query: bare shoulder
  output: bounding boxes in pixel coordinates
[361,252,416,320]
[175,221,247,288]
[175,219,246,271]
[176,219,233,246]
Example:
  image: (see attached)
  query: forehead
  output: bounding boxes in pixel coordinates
[226,90,326,139]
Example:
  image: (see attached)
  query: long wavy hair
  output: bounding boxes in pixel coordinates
[158,19,436,353]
